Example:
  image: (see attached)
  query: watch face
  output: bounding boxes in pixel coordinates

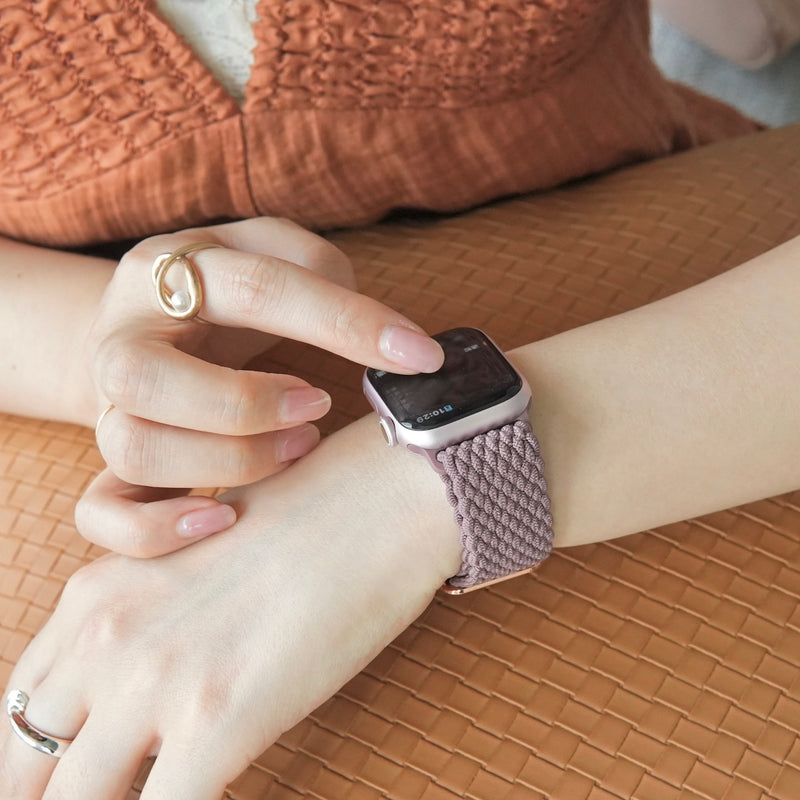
[365,327,522,431]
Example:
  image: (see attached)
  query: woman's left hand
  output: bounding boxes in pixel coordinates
[0,416,461,800]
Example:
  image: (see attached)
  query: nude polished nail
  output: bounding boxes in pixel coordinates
[379,326,444,373]
[278,424,320,463]
[278,387,331,424]
[177,504,237,538]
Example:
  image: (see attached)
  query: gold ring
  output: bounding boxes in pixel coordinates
[95,403,115,437]
[151,242,221,320]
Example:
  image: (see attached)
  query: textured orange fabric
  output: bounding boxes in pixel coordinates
[0,0,758,248]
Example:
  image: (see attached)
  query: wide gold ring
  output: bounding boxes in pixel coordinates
[151,242,221,320]
[6,690,73,758]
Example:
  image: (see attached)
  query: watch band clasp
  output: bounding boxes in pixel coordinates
[441,565,540,596]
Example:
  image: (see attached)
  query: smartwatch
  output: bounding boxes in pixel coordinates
[363,327,553,594]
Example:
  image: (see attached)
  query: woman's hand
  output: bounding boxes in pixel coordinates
[0,417,461,800]
[78,217,444,557]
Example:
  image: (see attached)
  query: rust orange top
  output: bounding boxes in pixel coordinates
[0,0,757,248]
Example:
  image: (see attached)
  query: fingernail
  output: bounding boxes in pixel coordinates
[177,504,237,538]
[277,424,320,463]
[278,387,331,424]
[379,326,444,373]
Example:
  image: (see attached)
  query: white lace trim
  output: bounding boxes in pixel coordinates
[154,0,259,104]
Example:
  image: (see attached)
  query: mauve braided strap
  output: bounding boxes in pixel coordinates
[437,419,553,590]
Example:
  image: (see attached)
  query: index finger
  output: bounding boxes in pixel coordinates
[196,247,445,374]
[133,220,444,375]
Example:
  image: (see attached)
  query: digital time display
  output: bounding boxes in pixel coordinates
[365,327,522,431]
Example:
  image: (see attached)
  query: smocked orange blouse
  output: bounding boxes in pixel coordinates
[0,0,757,248]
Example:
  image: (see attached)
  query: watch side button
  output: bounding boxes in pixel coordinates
[378,417,397,446]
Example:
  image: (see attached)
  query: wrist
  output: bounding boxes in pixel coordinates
[0,238,115,426]
[322,414,464,593]
[223,413,463,603]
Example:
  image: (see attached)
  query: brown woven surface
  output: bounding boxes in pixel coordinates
[3,123,800,799]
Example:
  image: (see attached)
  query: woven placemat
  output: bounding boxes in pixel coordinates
[2,123,800,799]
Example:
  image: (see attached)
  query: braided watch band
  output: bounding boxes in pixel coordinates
[436,419,553,591]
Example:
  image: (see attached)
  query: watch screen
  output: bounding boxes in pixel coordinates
[366,327,522,431]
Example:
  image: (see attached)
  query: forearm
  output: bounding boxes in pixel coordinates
[522,232,800,548]
[0,237,113,426]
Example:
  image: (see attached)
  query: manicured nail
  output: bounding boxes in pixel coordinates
[277,424,320,463]
[379,326,444,373]
[177,504,237,538]
[278,387,331,424]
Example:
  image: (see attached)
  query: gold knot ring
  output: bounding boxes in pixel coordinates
[151,242,221,320]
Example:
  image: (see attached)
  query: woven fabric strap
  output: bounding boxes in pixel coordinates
[437,419,553,590]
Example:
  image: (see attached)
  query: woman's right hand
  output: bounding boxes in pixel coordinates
[77,217,444,557]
